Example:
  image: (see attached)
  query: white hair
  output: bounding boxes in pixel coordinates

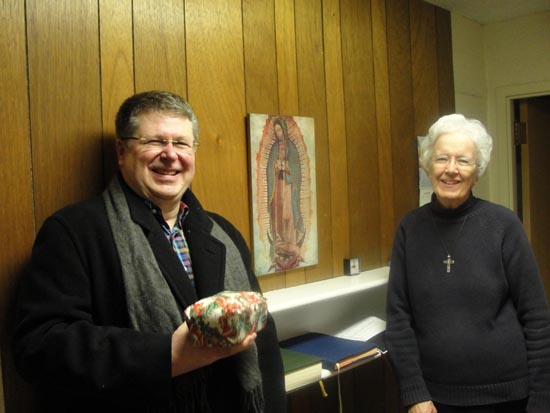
[419,114,493,177]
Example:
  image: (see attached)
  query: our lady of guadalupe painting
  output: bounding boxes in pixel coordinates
[248,114,318,276]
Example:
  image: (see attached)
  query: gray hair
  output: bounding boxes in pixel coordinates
[419,113,493,177]
[115,90,200,143]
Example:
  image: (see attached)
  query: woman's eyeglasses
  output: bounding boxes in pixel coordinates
[432,155,475,169]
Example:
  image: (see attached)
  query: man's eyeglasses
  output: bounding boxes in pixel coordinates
[432,155,475,169]
[120,136,199,154]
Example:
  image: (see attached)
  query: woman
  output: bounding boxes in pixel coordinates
[267,117,305,271]
[385,114,550,413]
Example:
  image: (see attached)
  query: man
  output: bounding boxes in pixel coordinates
[12,91,286,412]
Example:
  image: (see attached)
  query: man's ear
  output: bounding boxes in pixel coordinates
[115,139,125,163]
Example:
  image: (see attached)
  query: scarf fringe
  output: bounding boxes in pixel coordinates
[241,385,265,413]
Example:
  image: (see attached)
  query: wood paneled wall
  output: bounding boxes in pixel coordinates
[0,0,453,410]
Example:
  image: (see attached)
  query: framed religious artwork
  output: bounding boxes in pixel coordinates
[247,114,318,276]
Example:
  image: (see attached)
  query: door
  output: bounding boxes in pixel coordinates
[515,95,550,295]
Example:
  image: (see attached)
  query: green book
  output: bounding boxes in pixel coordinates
[280,347,323,392]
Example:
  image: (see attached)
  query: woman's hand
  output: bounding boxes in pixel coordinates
[408,401,437,413]
[170,322,257,377]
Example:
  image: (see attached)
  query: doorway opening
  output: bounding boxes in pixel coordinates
[513,94,550,294]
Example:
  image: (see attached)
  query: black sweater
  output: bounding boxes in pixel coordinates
[386,194,550,411]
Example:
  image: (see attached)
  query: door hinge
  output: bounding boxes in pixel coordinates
[514,121,527,145]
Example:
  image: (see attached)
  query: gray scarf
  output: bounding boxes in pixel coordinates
[102,176,264,412]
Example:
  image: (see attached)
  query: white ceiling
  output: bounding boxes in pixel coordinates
[423,0,550,24]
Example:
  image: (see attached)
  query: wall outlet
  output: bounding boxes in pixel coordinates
[344,257,361,275]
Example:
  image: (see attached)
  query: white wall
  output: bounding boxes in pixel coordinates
[451,11,550,209]
[451,14,490,200]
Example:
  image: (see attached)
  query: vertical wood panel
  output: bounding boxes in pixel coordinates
[186,0,249,240]
[435,8,455,115]
[0,0,33,338]
[372,0,395,265]
[387,0,417,226]
[274,0,305,286]
[133,0,186,95]
[243,0,287,292]
[410,0,439,136]
[0,2,35,412]
[27,0,103,227]
[274,0,300,116]
[243,0,279,113]
[341,0,381,270]
[323,0,350,275]
[99,0,134,183]
[295,0,332,283]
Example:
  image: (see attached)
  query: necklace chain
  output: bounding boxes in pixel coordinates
[430,214,468,274]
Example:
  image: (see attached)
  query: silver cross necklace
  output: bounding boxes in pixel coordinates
[431,214,468,274]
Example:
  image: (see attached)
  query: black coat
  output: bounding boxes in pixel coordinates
[12,181,286,412]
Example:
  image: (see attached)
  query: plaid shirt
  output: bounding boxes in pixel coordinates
[147,201,194,284]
